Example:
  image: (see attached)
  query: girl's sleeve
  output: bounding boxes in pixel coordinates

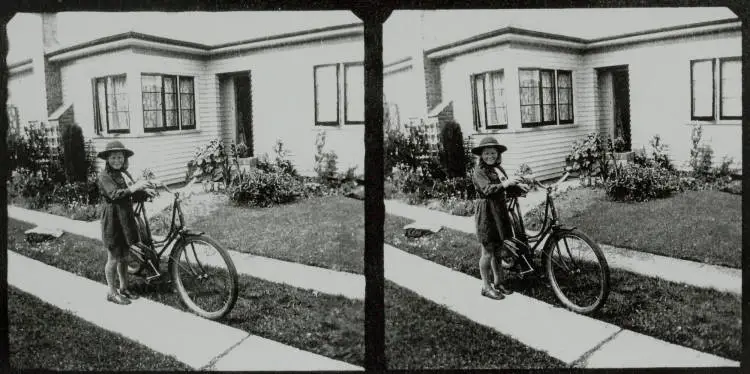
[99,173,133,202]
[473,167,506,196]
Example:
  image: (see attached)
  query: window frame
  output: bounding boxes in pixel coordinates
[556,70,574,125]
[313,63,340,127]
[519,68,558,128]
[690,58,716,121]
[141,73,197,133]
[93,74,130,135]
[470,69,509,131]
[719,57,741,120]
[343,61,365,125]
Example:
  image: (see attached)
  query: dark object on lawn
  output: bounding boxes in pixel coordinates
[25,227,64,243]
[721,180,741,195]
[346,185,365,200]
[404,222,442,238]
[439,120,466,178]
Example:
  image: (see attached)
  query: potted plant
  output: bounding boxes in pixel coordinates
[233,142,257,170]
[612,136,634,162]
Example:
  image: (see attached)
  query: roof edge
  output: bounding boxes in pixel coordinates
[7,58,34,70]
[211,22,363,49]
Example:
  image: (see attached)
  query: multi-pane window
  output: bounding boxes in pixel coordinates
[314,64,339,126]
[93,75,129,134]
[691,57,742,121]
[519,68,573,127]
[471,70,508,130]
[314,62,364,126]
[141,74,196,132]
[720,58,741,120]
[344,63,364,124]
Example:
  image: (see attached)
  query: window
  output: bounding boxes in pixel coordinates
[519,68,574,127]
[720,58,741,120]
[691,57,742,121]
[690,59,715,120]
[314,64,339,126]
[314,62,364,126]
[471,70,508,130]
[557,70,574,124]
[93,75,129,134]
[141,74,196,132]
[344,63,364,124]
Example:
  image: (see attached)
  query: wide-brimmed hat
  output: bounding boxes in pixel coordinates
[97,140,134,159]
[471,136,507,155]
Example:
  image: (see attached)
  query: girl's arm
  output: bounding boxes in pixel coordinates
[98,173,135,202]
[473,167,507,196]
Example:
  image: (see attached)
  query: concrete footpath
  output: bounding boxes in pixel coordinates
[384,244,739,368]
[384,199,742,295]
[7,251,362,371]
[8,205,364,300]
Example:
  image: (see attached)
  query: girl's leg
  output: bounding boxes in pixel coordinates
[116,249,140,299]
[105,250,119,296]
[489,246,502,286]
[479,244,494,291]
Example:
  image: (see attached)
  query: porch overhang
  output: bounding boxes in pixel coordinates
[8,58,33,75]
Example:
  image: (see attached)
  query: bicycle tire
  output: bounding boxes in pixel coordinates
[168,234,238,320]
[544,229,610,314]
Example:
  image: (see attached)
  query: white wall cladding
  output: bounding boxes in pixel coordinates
[384,65,422,125]
[8,69,40,127]
[208,34,365,175]
[436,42,591,180]
[583,30,742,169]
[59,47,218,184]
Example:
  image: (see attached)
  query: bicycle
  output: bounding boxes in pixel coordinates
[499,172,610,315]
[127,180,239,320]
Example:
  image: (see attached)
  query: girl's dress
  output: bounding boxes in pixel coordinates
[99,169,140,250]
[472,163,514,248]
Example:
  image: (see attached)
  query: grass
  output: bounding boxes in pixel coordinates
[384,214,742,361]
[523,188,742,268]
[385,282,565,369]
[8,286,193,371]
[174,195,365,274]
[7,218,364,366]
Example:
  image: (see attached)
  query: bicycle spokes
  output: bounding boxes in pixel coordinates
[547,234,606,311]
[174,239,233,315]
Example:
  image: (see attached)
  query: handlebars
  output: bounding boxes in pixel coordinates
[519,171,570,195]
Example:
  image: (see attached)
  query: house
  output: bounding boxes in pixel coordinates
[6,12,364,184]
[384,9,742,180]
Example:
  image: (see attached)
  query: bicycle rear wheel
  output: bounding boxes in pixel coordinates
[544,229,610,314]
[169,235,238,320]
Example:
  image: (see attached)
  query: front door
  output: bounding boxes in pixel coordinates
[234,73,253,156]
[612,68,631,151]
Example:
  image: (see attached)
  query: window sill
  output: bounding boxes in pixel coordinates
[94,129,202,139]
[475,123,578,135]
[311,124,363,131]
[685,120,742,126]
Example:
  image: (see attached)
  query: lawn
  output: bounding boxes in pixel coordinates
[384,214,742,361]
[158,194,365,274]
[7,219,364,366]
[385,282,565,369]
[8,286,192,371]
[523,188,741,268]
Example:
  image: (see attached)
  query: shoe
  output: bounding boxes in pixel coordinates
[107,293,131,305]
[481,287,505,300]
[493,283,514,295]
[118,288,140,300]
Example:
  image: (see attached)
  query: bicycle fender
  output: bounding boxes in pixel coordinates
[180,228,205,237]
[551,224,577,233]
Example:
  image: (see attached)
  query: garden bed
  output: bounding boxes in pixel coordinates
[385,282,565,369]
[8,286,192,371]
[523,187,742,268]
[384,214,742,361]
[7,219,365,366]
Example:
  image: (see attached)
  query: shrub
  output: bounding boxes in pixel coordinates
[235,142,249,158]
[439,120,466,178]
[566,133,613,185]
[313,131,338,181]
[384,126,432,176]
[648,134,673,170]
[60,122,89,182]
[186,139,235,185]
[271,139,297,177]
[227,169,304,207]
[613,136,628,153]
[9,169,55,209]
[431,176,476,201]
[605,164,681,202]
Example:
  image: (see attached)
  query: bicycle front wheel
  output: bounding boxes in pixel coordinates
[545,229,610,314]
[169,235,238,320]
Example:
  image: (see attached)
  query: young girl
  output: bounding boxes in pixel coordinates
[471,136,527,300]
[97,141,155,305]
